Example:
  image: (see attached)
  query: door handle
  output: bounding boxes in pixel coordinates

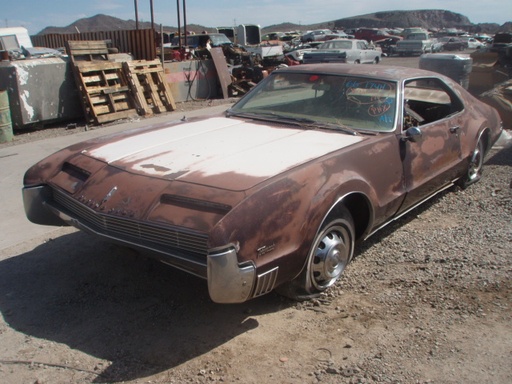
[449,126,460,134]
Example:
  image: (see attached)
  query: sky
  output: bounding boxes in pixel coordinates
[2,0,511,35]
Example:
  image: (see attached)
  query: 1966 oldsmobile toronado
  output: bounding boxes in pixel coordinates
[23,64,503,303]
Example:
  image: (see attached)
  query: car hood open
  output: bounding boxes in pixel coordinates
[82,117,364,191]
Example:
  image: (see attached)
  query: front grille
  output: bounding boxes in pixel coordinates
[52,188,209,256]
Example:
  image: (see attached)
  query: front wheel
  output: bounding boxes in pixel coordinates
[276,207,355,300]
[457,136,485,188]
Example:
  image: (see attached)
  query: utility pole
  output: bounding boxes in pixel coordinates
[176,0,181,49]
[182,0,187,46]
[134,0,139,30]
[150,0,154,31]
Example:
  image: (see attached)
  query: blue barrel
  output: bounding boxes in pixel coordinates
[0,90,13,143]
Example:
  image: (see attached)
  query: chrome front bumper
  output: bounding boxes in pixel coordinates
[208,247,256,303]
[23,185,258,304]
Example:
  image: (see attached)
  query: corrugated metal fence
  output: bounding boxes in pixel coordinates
[31,29,156,60]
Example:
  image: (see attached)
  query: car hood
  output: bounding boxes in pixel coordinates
[82,116,364,191]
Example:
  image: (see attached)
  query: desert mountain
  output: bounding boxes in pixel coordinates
[37,10,509,36]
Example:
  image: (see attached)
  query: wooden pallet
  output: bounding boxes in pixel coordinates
[66,40,139,125]
[123,60,176,116]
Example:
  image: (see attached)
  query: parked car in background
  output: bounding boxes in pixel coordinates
[437,37,468,51]
[354,28,400,43]
[374,36,402,56]
[300,29,333,42]
[430,39,444,53]
[302,39,382,64]
[22,64,503,303]
[166,33,233,50]
[261,31,286,43]
[466,37,486,49]
[396,30,436,55]
[400,27,426,37]
[300,29,348,43]
[284,42,322,62]
[474,34,493,44]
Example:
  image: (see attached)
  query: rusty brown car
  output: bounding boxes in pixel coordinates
[23,64,503,303]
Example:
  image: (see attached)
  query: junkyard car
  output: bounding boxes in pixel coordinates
[438,37,468,51]
[354,28,400,43]
[466,37,486,49]
[300,29,346,43]
[302,39,382,64]
[396,30,436,55]
[23,65,503,303]
[374,36,402,56]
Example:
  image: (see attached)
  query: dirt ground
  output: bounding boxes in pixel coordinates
[0,55,511,384]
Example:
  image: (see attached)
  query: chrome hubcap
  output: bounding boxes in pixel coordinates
[468,143,483,181]
[310,225,350,290]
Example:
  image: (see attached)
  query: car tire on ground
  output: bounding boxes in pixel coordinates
[457,135,486,188]
[276,206,355,300]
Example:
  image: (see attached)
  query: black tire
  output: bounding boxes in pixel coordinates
[276,206,355,300]
[457,136,485,188]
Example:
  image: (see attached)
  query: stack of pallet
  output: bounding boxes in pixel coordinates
[66,40,176,125]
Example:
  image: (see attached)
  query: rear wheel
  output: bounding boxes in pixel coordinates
[457,136,485,188]
[276,206,355,300]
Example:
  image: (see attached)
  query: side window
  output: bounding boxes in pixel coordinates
[403,78,464,129]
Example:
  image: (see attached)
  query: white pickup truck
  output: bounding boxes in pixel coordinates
[396,31,436,56]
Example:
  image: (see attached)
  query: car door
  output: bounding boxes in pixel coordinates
[357,40,369,63]
[398,77,464,213]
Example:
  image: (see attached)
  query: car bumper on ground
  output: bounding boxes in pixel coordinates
[22,184,260,304]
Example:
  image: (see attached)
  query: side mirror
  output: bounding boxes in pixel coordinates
[401,126,422,142]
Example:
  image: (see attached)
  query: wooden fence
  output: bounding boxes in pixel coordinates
[31,29,157,61]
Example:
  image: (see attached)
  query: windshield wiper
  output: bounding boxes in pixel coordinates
[226,110,316,126]
[308,121,360,136]
[226,109,364,136]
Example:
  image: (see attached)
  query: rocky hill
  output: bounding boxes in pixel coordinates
[338,9,473,29]
[37,10,509,36]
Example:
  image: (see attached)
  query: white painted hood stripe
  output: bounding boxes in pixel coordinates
[85,117,364,190]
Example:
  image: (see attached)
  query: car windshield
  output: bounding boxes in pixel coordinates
[319,40,353,49]
[209,34,232,46]
[229,72,397,132]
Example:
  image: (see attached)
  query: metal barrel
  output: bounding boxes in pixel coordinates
[0,90,13,143]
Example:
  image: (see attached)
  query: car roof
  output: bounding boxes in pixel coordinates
[275,64,448,83]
